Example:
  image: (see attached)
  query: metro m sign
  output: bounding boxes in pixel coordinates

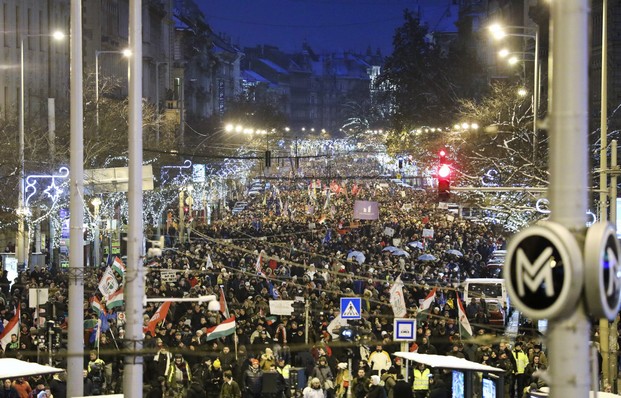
[515,247,555,297]
[505,222,583,320]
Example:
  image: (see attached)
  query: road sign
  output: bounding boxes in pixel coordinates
[504,221,583,320]
[584,222,621,319]
[393,318,417,341]
[340,297,362,319]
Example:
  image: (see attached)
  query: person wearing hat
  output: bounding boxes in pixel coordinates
[512,341,529,398]
[427,373,448,398]
[529,343,547,367]
[412,362,430,398]
[243,358,263,398]
[334,363,351,398]
[275,356,292,398]
[301,377,324,398]
[366,375,385,398]
[310,356,334,394]
[166,353,192,397]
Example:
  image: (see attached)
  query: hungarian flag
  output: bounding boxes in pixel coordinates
[0,305,20,349]
[145,301,171,337]
[106,287,124,310]
[205,317,236,342]
[417,288,437,322]
[112,257,126,277]
[219,285,229,318]
[457,295,473,338]
[91,296,105,315]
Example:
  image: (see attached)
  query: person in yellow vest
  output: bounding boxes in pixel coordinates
[275,356,292,398]
[166,353,192,398]
[412,362,430,398]
[512,341,529,398]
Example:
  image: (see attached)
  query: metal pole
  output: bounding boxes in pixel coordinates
[600,0,611,386]
[67,0,84,395]
[532,27,540,162]
[156,62,160,145]
[178,190,185,244]
[124,0,144,396]
[17,36,26,269]
[95,51,100,128]
[304,300,310,345]
[611,140,618,223]
[611,140,619,392]
[548,2,590,398]
[48,98,55,162]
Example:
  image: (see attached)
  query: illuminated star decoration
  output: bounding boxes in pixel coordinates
[25,166,70,207]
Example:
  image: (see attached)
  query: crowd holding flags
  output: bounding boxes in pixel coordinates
[0,304,20,349]
[145,301,171,337]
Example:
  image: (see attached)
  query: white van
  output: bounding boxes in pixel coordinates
[462,278,509,309]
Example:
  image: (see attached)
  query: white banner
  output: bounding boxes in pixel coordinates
[389,276,407,317]
[159,269,177,283]
[269,300,295,315]
[384,227,395,237]
[29,288,49,308]
[422,228,434,238]
[98,267,119,300]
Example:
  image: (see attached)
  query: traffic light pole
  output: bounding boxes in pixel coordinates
[547,1,591,398]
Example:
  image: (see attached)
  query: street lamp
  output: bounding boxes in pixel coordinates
[95,49,131,127]
[489,23,540,160]
[18,30,65,269]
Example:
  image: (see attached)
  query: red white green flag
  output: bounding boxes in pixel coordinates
[205,316,236,342]
[457,295,473,338]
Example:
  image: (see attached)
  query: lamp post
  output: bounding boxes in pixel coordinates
[95,49,131,128]
[489,23,540,157]
[18,30,65,269]
[155,61,168,145]
[91,197,101,267]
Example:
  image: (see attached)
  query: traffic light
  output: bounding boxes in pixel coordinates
[437,149,451,201]
[265,150,272,168]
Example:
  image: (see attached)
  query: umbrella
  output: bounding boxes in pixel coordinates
[392,249,411,257]
[418,254,437,261]
[446,249,464,257]
[347,250,366,264]
[408,241,424,249]
[382,246,399,253]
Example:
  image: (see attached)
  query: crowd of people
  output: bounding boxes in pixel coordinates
[0,177,557,398]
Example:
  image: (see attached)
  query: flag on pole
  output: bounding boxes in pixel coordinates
[420,288,437,312]
[417,287,437,322]
[145,301,171,337]
[106,287,124,310]
[389,276,407,317]
[91,296,105,315]
[0,306,20,350]
[205,317,236,341]
[112,257,126,277]
[98,267,119,301]
[219,285,230,318]
[205,254,214,269]
[255,253,266,278]
[456,294,473,338]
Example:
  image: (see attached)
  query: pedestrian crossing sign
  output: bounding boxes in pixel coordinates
[340,297,362,319]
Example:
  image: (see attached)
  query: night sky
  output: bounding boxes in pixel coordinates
[198,0,455,55]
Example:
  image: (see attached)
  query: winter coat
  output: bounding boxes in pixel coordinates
[243,367,263,394]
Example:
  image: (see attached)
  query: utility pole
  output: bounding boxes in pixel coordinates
[67,0,85,395]
[124,0,145,397]
[600,0,611,387]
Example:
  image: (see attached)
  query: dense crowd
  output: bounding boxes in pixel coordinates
[0,178,555,398]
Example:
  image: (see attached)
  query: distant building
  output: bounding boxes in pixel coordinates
[240,44,383,133]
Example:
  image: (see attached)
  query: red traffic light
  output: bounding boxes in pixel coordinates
[438,164,451,179]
